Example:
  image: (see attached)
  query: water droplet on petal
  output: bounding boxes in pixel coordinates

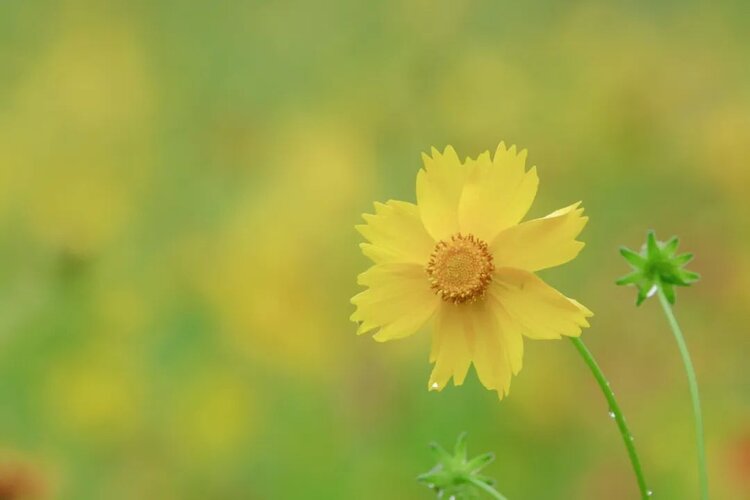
[431,382,440,389]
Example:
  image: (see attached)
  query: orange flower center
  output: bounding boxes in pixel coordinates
[426,233,494,304]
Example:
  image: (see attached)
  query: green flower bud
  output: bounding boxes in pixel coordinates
[417,433,498,499]
[617,230,700,305]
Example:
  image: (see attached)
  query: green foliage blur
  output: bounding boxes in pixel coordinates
[1,1,749,498]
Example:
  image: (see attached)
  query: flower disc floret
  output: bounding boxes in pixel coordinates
[426,233,494,304]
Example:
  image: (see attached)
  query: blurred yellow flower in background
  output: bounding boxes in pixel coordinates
[0,16,152,256]
[194,117,373,376]
[165,370,257,463]
[44,343,144,444]
[352,143,592,398]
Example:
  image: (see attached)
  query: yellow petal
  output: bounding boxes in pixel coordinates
[416,146,466,241]
[490,202,588,271]
[458,142,538,242]
[492,302,524,377]
[491,268,592,340]
[427,304,472,391]
[350,263,439,342]
[568,297,594,317]
[469,300,517,398]
[356,200,435,264]
[427,300,523,398]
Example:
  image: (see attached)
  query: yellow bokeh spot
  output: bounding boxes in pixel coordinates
[44,348,143,443]
[0,16,152,255]
[193,118,374,376]
[165,371,256,462]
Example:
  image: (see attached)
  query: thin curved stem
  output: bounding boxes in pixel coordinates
[465,476,508,500]
[570,337,651,499]
[657,289,708,500]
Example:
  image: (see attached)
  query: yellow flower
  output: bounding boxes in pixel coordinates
[351,143,592,398]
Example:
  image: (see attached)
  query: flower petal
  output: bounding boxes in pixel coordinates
[427,300,523,398]
[489,202,588,271]
[351,263,439,342]
[356,200,435,264]
[468,300,520,398]
[428,304,472,391]
[492,302,524,377]
[416,146,467,241]
[491,268,592,339]
[458,142,539,242]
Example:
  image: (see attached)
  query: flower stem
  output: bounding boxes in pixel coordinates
[465,476,508,500]
[657,289,708,500]
[570,337,650,499]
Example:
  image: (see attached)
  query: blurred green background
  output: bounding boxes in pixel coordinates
[1,1,749,498]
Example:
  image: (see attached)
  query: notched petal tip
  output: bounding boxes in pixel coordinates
[442,144,458,157]
[372,200,388,212]
[360,212,376,225]
[352,316,376,336]
[570,299,594,317]
[372,329,396,342]
[356,325,373,336]
[422,144,459,164]
[354,271,370,286]
[473,150,491,165]
[350,289,364,304]
[492,141,528,164]
[495,385,509,401]
[356,219,373,239]
[544,201,582,219]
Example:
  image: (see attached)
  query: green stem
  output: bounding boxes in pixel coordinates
[465,476,508,500]
[657,289,708,500]
[570,337,650,499]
